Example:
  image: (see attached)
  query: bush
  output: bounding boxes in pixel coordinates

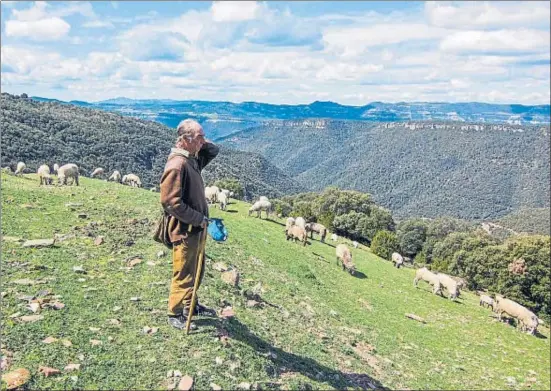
[371,230,399,260]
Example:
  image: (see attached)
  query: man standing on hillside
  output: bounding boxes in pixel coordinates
[160,119,219,330]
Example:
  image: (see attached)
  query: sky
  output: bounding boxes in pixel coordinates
[1,1,550,105]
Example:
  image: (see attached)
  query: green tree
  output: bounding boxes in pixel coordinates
[371,230,399,260]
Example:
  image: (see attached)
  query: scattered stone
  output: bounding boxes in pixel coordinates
[142,326,158,335]
[210,383,222,391]
[77,278,86,282]
[28,303,40,313]
[42,337,57,344]
[246,300,260,308]
[19,315,44,323]
[54,233,76,242]
[330,310,338,317]
[0,349,13,371]
[238,382,251,390]
[90,339,102,346]
[2,236,23,243]
[61,340,72,347]
[77,213,88,219]
[21,239,55,248]
[89,327,101,332]
[221,270,240,287]
[73,266,86,274]
[405,313,426,324]
[64,363,81,372]
[65,203,83,208]
[9,312,21,319]
[12,278,37,286]
[94,236,104,245]
[130,297,141,302]
[38,366,61,377]
[1,368,31,389]
[157,250,166,258]
[212,262,229,272]
[215,357,224,365]
[220,307,235,318]
[113,306,122,312]
[178,375,194,391]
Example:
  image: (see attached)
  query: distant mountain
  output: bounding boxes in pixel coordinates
[219,119,550,221]
[31,96,551,140]
[1,93,306,198]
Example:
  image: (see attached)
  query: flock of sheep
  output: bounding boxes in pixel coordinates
[237,194,544,336]
[5,165,544,337]
[6,162,143,188]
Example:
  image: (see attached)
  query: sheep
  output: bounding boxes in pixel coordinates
[248,200,272,219]
[331,233,338,241]
[336,244,356,275]
[37,164,52,185]
[53,163,59,174]
[413,267,442,295]
[259,196,269,202]
[451,276,467,291]
[221,189,230,199]
[305,222,327,242]
[285,217,295,233]
[352,241,359,249]
[205,186,219,204]
[229,191,235,198]
[294,217,306,230]
[122,173,141,187]
[57,163,80,186]
[90,167,104,178]
[108,170,122,183]
[14,162,26,176]
[479,295,494,310]
[435,273,460,300]
[286,225,307,246]
[218,191,228,211]
[392,252,404,268]
[494,295,539,335]
[2,166,13,174]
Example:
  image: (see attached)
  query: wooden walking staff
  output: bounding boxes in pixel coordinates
[185,224,208,334]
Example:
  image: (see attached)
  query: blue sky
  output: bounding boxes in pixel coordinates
[1,1,549,104]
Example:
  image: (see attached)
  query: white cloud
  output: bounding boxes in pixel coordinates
[425,1,550,30]
[5,17,70,40]
[82,20,115,29]
[440,29,550,53]
[210,1,262,22]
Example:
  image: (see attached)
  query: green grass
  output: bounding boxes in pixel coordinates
[2,173,550,390]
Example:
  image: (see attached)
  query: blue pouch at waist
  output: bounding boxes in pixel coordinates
[208,218,228,242]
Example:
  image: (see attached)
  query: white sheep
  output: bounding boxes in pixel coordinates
[479,295,494,310]
[286,225,307,246]
[392,252,404,268]
[331,233,338,241]
[90,167,104,178]
[218,191,228,210]
[122,173,142,187]
[352,241,359,249]
[451,276,467,291]
[285,217,295,233]
[205,186,219,204]
[57,163,80,186]
[259,196,269,202]
[37,164,52,185]
[305,222,327,242]
[221,189,231,199]
[150,186,157,192]
[248,200,272,219]
[494,295,539,335]
[435,273,460,300]
[336,244,356,275]
[53,163,59,174]
[108,170,122,183]
[294,217,306,230]
[15,162,26,176]
[413,267,442,295]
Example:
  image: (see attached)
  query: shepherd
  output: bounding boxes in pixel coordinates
[160,119,219,331]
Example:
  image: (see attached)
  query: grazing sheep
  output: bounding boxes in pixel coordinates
[205,186,219,204]
[451,276,467,291]
[53,163,59,174]
[336,244,356,275]
[259,196,269,202]
[285,217,295,233]
[218,191,228,210]
[90,167,104,178]
[305,222,327,242]
[229,191,235,198]
[479,295,494,310]
[392,252,404,268]
[108,170,122,183]
[286,225,307,246]
[37,164,52,185]
[494,295,539,335]
[248,200,272,219]
[57,163,80,186]
[413,267,442,295]
[331,233,338,241]
[14,162,26,176]
[435,273,460,300]
[294,217,306,230]
[352,241,359,248]
[122,173,142,187]
[221,189,230,199]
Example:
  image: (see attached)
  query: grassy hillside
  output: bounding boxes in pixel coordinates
[495,208,550,235]
[0,93,306,199]
[2,174,550,390]
[221,120,550,221]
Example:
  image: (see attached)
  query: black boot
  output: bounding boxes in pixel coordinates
[167,313,196,330]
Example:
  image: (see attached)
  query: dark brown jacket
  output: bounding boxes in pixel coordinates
[160,143,219,243]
